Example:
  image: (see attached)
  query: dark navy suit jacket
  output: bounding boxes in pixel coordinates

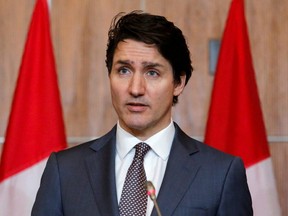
[32,123,253,215]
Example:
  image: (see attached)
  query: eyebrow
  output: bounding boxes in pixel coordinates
[142,62,164,68]
[114,60,131,66]
[114,60,164,68]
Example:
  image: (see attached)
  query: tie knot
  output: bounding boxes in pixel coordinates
[134,142,151,160]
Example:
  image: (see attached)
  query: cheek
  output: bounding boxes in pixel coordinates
[111,87,122,102]
[110,81,121,102]
[110,81,127,106]
[151,84,174,104]
[110,78,121,94]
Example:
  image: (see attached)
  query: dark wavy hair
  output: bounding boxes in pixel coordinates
[106,11,193,104]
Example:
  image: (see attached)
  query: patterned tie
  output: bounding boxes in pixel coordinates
[119,142,151,216]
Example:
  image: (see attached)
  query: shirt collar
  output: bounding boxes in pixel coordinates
[116,120,175,161]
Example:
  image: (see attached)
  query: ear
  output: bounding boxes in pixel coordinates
[173,75,186,97]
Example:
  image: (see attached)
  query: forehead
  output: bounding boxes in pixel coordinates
[113,39,167,64]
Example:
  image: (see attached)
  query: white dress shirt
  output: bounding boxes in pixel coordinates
[115,120,175,216]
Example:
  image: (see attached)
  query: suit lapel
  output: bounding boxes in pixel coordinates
[84,127,119,216]
[82,124,200,216]
[152,124,201,216]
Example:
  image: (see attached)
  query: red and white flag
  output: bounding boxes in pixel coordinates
[0,0,67,215]
[204,0,281,215]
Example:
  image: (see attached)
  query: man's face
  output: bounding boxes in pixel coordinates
[109,39,185,140]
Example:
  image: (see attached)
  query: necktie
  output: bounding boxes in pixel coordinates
[119,142,151,216]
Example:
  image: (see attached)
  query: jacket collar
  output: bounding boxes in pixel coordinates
[85,123,200,216]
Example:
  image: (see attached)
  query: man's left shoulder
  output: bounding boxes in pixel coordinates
[174,123,240,164]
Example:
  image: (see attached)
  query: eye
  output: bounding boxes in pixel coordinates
[118,67,130,75]
[146,70,159,77]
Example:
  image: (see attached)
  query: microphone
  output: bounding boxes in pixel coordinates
[146,181,162,216]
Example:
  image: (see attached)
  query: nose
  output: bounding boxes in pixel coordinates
[129,73,146,97]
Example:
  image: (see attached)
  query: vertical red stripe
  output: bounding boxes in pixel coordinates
[204,0,270,168]
[0,0,67,182]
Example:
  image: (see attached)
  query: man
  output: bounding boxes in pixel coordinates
[32,11,253,216]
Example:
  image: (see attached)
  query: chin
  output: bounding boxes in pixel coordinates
[127,123,147,131]
[124,120,149,131]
